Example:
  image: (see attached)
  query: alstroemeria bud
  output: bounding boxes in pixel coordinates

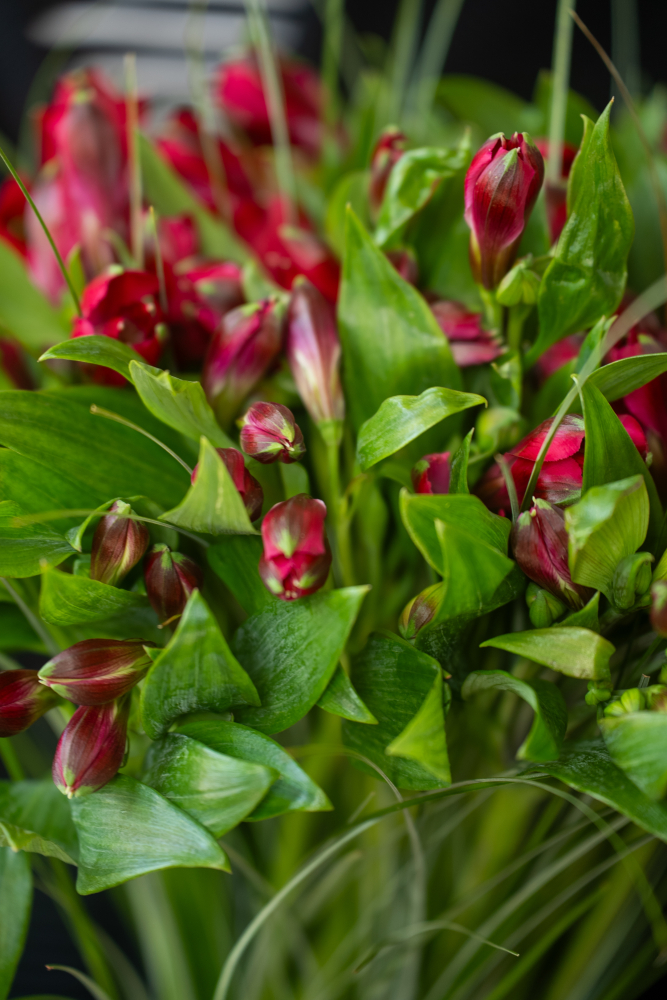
[90,501,150,586]
[53,696,130,798]
[651,581,667,636]
[191,448,263,521]
[411,453,450,495]
[258,494,331,600]
[202,298,284,426]
[611,552,654,610]
[464,132,544,289]
[525,581,567,628]
[369,127,406,214]
[286,278,344,434]
[399,583,443,640]
[38,639,154,705]
[511,498,593,610]
[239,402,305,464]
[144,544,203,621]
[0,670,59,738]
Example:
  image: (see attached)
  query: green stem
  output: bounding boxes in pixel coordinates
[547,0,576,186]
[506,303,530,353]
[124,53,144,269]
[0,578,60,656]
[389,0,424,123]
[322,0,344,124]
[0,739,25,781]
[148,207,168,313]
[325,438,355,587]
[480,286,503,333]
[408,0,466,122]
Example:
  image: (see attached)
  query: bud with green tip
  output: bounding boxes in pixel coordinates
[144,544,203,623]
[39,638,155,705]
[0,670,60,737]
[52,695,130,798]
[511,498,593,610]
[525,581,567,628]
[399,583,443,640]
[90,500,150,586]
[495,260,541,307]
[611,552,654,610]
[238,401,306,465]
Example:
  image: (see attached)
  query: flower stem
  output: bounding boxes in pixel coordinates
[322,0,344,124]
[125,53,144,269]
[547,0,576,186]
[325,437,355,587]
[0,738,24,781]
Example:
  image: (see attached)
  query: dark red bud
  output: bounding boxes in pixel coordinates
[0,670,59,737]
[259,494,331,600]
[90,501,150,586]
[38,639,154,705]
[239,401,305,464]
[411,453,451,494]
[511,498,592,610]
[144,544,203,622]
[53,696,130,798]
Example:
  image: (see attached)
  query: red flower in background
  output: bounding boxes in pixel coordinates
[191,447,264,521]
[259,494,331,600]
[535,138,578,244]
[163,259,245,368]
[0,175,28,255]
[412,452,451,494]
[430,300,503,367]
[369,127,406,214]
[0,339,34,390]
[286,278,344,425]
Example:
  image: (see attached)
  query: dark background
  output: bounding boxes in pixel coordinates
[2,1,667,997]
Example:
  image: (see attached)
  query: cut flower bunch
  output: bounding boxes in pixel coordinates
[3,2,667,999]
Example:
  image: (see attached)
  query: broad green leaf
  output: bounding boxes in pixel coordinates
[566,475,648,598]
[143,734,277,836]
[580,381,663,551]
[338,208,460,430]
[566,114,594,216]
[0,451,104,533]
[531,103,634,363]
[129,361,232,448]
[436,76,539,137]
[0,846,31,1000]
[481,626,614,680]
[0,390,190,510]
[0,779,78,864]
[324,170,370,258]
[563,591,600,631]
[39,569,149,625]
[39,335,142,382]
[0,501,74,577]
[71,774,229,894]
[386,671,450,782]
[375,142,469,247]
[448,429,474,494]
[160,438,256,535]
[139,133,248,263]
[343,631,449,790]
[462,670,568,762]
[0,239,67,350]
[588,353,667,403]
[399,489,511,575]
[356,387,485,471]
[536,738,667,843]
[232,586,369,734]
[207,535,272,615]
[599,713,667,801]
[177,719,331,819]
[141,589,259,739]
[434,519,515,615]
[317,664,378,724]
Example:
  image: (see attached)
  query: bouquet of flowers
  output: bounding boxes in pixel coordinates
[1,3,667,998]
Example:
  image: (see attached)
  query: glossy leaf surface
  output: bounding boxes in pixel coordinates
[385,671,450,781]
[0,451,104,533]
[40,336,142,382]
[588,353,667,403]
[0,846,31,1000]
[481,626,614,680]
[448,429,473,494]
[0,501,74,578]
[599,713,667,801]
[207,535,272,615]
[39,569,149,625]
[317,664,378,724]
[130,361,232,448]
[0,779,77,864]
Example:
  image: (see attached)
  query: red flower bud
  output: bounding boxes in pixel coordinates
[144,544,203,622]
[0,175,28,256]
[535,139,578,243]
[191,448,263,522]
[369,127,406,214]
[411,453,451,494]
[464,132,544,289]
[38,639,154,705]
[202,298,284,425]
[53,697,130,798]
[399,583,442,640]
[286,278,344,428]
[0,670,59,738]
[259,494,331,600]
[511,498,593,610]
[651,581,667,637]
[239,402,305,464]
[385,249,419,285]
[90,501,150,586]
[430,300,503,367]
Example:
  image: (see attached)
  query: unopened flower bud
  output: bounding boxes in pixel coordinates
[585,680,613,707]
[399,583,443,640]
[286,278,344,435]
[53,696,130,798]
[144,544,203,622]
[369,127,406,214]
[38,639,154,705]
[611,552,654,611]
[525,581,568,628]
[259,494,331,601]
[90,501,149,586]
[0,670,59,737]
[239,402,305,465]
[191,447,263,522]
[651,581,667,636]
[511,498,592,610]
[411,453,450,495]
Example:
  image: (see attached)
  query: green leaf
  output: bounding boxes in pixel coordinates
[0,605,44,653]
[39,569,149,625]
[39,335,143,382]
[129,362,232,448]
[0,846,31,1000]
[160,438,256,535]
[580,381,663,551]
[279,460,310,499]
[177,719,331,819]
[0,501,74,578]
[207,536,272,615]
[0,390,190,510]
[342,631,450,790]
[531,103,634,363]
[537,738,667,843]
[386,671,450,781]
[338,208,460,431]
[375,142,469,247]
[399,489,511,575]
[588,353,667,402]
[563,591,600,631]
[436,76,539,137]
[462,670,568,762]
[599,713,667,801]
[566,115,594,216]
[143,734,277,837]
[141,589,259,739]
[317,665,377,724]
[71,774,229,894]
[481,626,614,680]
[139,133,248,263]
[324,170,370,258]
[0,239,67,350]
[0,779,78,864]
[448,429,474,494]
[433,519,515,616]
[566,475,649,598]
[356,387,485,471]
[0,451,104,533]
[232,586,369,734]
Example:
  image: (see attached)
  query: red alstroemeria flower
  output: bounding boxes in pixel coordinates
[0,175,28,256]
[430,300,503,367]
[411,452,451,494]
[0,339,34,390]
[239,401,305,464]
[259,494,331,600]
[163,260,245,368]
